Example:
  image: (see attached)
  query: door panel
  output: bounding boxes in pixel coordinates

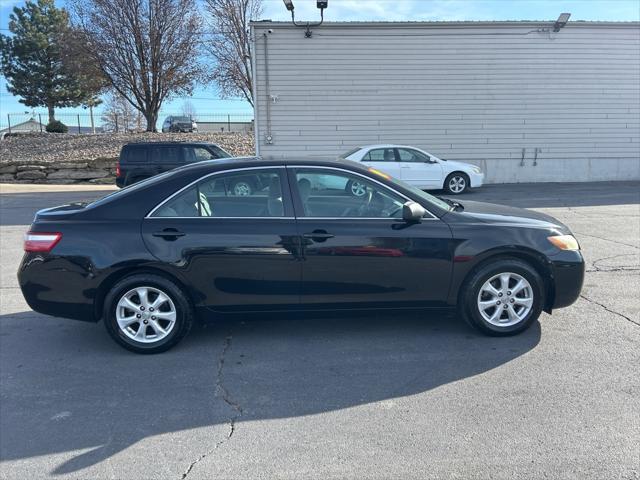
[297,219,453,308]
[396,148,443,189]
[142,218,301,311]
[289,167,454,309]
[142,167,301,311]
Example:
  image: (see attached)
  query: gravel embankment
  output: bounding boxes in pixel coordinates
[0,132,255,184]
[0,132,254,164]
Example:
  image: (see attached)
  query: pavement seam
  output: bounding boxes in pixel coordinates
[181,335,242,479]
[580,294,639,327]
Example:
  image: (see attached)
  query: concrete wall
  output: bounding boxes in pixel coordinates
[252,21,640,183]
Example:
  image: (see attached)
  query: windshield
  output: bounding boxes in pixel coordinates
[341,147,361,158]
[374,171,452,212]
[174,116,191,122]
[209,145,231,158]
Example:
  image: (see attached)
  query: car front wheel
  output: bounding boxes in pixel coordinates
[459,258,544,336]
[444,172,469,194]
[103,274,193,354]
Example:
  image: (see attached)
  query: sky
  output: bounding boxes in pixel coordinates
[0,0,639,122]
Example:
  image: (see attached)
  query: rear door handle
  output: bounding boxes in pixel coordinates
[153,229,186,238]
[302,230,335,241]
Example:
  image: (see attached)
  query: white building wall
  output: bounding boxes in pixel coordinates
[251,21,640,184]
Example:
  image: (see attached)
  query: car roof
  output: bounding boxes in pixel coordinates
[357,144,423,150]
[175,156,368,174]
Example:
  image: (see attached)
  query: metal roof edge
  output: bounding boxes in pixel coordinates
[250,20,640,28]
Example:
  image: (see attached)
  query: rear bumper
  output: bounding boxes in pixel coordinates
[550,251,585,309]
[18,254,98,322]
[469,172,484,188]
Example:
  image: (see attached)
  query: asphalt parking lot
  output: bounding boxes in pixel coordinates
[1,181,639,479]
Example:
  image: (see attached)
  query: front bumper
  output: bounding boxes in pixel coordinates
[550,250,585,309]
[468,171,484,188]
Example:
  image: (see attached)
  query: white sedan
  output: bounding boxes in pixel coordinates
[342,144,484,194]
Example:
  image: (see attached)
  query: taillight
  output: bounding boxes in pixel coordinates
[115,162,121,177]
[24,232,62,253]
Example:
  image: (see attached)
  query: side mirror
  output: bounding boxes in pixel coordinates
[402,201,426,222]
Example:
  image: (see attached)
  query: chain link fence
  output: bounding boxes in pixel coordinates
[0,112,254,135]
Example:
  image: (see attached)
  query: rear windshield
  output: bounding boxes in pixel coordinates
[87,171,175,209]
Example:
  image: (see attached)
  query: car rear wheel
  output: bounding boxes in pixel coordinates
[459,258,544,336]
[444,172,469,194]
[103,274,193,354]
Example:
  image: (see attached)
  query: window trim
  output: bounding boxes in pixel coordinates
[287,165,437,220]
[145,166,294,219]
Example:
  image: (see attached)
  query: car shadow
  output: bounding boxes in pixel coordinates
[0,310,541,474]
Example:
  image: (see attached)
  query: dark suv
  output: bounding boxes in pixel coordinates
[116,142,231,187]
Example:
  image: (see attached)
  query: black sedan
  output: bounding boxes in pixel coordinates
[18,158,584,353]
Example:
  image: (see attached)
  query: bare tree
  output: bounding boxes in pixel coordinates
[101,91,145,132]
[181,99,197,120]
[72,0,205,131]
[204,0,261,107]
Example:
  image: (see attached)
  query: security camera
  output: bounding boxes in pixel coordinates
[267,29,273,34]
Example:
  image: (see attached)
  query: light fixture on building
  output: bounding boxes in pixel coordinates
[282,0,328,38]
[553,13,571,32]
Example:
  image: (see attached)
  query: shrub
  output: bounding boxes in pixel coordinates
[45,120,68,133]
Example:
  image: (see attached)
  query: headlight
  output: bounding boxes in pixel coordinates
[547,235,580,251]
[471,166,482,174]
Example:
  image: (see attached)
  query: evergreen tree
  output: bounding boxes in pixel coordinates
[0,0,102,123]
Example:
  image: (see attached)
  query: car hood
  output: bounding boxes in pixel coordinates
[449,200,570,232]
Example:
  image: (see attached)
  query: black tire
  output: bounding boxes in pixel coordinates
[103,274,193,354]
[458,258,544,336]
[444,172,469,194]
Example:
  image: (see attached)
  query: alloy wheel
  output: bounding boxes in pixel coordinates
[350,181,367,197]
[233,182,252,196]
[116,286,177,343]
[449,175,466,193]
[477,272,534,327]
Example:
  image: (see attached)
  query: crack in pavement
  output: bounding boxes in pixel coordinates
[580,294,639,327]
[586,253,640,273]
[573,231,640,251]
[181,335,243,479]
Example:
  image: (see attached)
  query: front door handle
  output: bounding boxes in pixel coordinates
[302,230,335,242]
[152,228,186,239]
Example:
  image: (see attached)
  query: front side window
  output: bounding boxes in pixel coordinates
[295,169,405,219]
[182,146,216,163]
[152,169,287,218]
[397,148,430,163]
[363,148,396,162]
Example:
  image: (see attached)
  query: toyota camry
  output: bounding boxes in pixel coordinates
[18,157,584,353]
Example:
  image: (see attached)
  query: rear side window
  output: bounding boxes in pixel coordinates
[122,145,148,163]
[152,169,288,218]
[150,146,181,164]
[364,148,396,162]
